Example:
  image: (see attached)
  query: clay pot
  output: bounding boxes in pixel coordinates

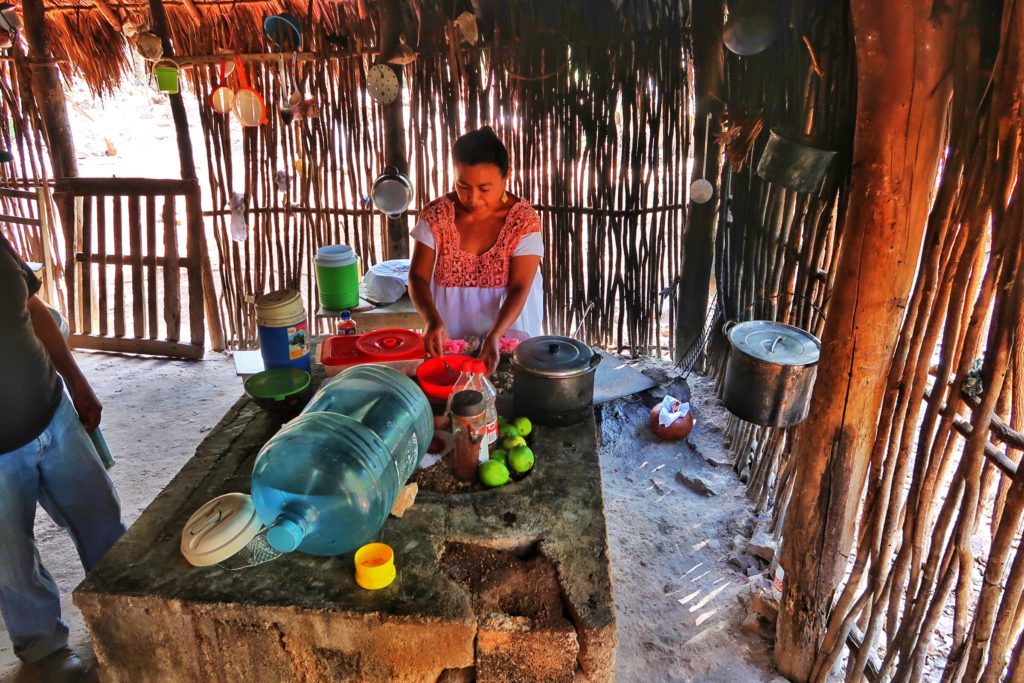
[649,404,694,441]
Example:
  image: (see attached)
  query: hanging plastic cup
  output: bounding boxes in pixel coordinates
[152,60,180,95]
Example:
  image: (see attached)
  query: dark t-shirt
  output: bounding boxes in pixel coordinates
[0,232,62,453]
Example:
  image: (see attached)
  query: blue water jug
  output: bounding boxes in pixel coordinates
[251,365,431,556]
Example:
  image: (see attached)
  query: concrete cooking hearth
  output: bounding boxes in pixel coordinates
[74,392,616,683]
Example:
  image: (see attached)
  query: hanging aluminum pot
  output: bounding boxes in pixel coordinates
[721,320,820,427]
[371,166,413,219]
[511,335,602,427]
[723,0,778,56]
[756,129,838,194]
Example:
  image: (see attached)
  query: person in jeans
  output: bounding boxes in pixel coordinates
[0,232,125,682]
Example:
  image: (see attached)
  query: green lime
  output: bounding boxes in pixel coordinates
[498,423,520,439]
[502,435,527,451]
[508,445,535,474]
[479,460,510,488]
[497,415,509,426]
[490,449,509,466]
[512,416,533,437]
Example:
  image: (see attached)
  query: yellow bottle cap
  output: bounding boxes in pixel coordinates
[354,542,396,590]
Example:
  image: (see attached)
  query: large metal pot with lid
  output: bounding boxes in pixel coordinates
[511,335,602,427]
[721,320,820,427]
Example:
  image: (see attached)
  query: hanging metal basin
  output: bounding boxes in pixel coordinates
[756,129,838,194]
[371,166,413,219]
[721,320,820,428]
[723,0,778,56]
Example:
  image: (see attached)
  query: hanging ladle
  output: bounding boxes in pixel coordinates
[288,52,303,109]
[278,55,295,125]
[690,113,714,204]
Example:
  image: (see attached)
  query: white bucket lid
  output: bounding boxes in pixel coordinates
[181,493,263,567]
[315,244,357,267]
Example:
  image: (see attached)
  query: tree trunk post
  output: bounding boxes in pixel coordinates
[674,0,724,363]
[21,0,77,180]
[380,0,409,261]
[148,0,226,352]
[774,2,959,680]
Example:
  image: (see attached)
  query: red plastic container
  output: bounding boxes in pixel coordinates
[318,328,425,376]
[416,355,474,402]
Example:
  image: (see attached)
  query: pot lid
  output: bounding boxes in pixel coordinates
[180,493,263,567]
[727,320,820,366]
[513,335,594,377]
[355,327,424,358]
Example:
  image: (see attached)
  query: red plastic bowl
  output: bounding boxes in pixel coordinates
[416,355,474,402]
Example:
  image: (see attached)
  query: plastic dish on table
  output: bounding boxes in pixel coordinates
[416,354,474,403]
[244,368,312,416]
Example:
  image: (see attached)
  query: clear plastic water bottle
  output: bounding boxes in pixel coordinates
[251,365,432,556]
[448,360,498,445]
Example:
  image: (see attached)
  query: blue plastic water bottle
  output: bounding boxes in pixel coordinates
[251,365,431,556]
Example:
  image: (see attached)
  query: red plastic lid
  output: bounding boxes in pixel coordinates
[355,328,424,359]
[468,360,487,374]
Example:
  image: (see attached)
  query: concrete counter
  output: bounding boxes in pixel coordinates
[74,396,616,682]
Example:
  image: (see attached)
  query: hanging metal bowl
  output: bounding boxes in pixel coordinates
[756,129,838,194]
[723,0,778,56]
[371,166,413,219]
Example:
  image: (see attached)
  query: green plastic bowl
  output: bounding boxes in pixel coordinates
[244,368,312,416]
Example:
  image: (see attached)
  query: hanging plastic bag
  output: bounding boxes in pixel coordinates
[228,191,247,242]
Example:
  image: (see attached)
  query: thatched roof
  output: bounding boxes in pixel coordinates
[17,0,671,93]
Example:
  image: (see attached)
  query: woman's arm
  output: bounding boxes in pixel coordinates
[408,240,448,357]
[480,254,541,372]
[27,295,103,430]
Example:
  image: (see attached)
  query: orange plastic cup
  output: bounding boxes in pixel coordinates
[354,543,396,590]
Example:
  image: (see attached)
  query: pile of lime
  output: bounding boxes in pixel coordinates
[478,416,536,488]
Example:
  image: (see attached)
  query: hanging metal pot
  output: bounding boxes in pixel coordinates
[511,335,602,427]
[721,320,820,427]
[723,0,778,56]
[756,129,837,194]
[371,166,413,219]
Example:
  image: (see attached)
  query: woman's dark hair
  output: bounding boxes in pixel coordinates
[453,126,510,176]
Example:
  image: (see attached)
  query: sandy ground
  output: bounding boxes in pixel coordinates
[601,373,785,683]
[0,353,784,682]
[0,351,240,683]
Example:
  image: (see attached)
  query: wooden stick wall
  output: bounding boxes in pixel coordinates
[708,0,1024,679]
[190,0,691,353]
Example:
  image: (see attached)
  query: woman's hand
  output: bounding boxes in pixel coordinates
[423,317,448,358]
[479,334,501,375]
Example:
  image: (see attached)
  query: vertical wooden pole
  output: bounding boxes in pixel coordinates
[21,0,77,181]
[148,0,226,351]
[674,0,724,362]
[380,0,409,260]
[774,2,958,680]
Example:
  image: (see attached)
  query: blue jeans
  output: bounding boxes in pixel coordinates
[0,393,125,662]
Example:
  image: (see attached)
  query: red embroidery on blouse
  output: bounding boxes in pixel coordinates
[420,196,541,289]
